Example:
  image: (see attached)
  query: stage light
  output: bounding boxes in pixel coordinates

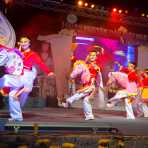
[114,50,125,57]
[127,46,135,63]
[76,36,95,41]
[77,0,83,7]
[84,2,88,7]
[4,0,13,5]
[146,14,148,18]
[118,9,122,14]
[91,4,95,9]
[112,8,117,12]
[141,13,145,17]
[125,10,128,14]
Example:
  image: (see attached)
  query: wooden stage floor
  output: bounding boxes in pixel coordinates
[0,107,148,136]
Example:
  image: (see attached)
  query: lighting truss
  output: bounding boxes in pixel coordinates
[13,0,148,29]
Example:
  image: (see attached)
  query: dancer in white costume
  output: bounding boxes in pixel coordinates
[62,49,101,120]
[0,45,25,121]
[107,71,143,119]
[0,37,54,121]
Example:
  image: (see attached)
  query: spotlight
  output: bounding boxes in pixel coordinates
[141,13,145,17]
[91,4,95,9]
[4,0,13,5]
[125,10,128,14]
[146,14,148,18]
[76,36,95,41]
[118,9,122,14]
[112,8,117,12]
[84,2,88,7]
[77,0,83,7]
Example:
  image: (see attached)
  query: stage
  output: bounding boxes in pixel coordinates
[0,107,148,136]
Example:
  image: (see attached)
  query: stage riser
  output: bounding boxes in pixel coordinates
[4,126,117,135]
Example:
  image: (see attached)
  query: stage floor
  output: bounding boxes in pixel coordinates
[0,107,148,136]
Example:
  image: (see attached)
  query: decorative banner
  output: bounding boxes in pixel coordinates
[0,11,16,48]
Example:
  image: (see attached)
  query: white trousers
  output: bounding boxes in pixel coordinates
[141,103,148,117]
[108,90,135,119]
[0,69,36,120]
[67,90,94,118]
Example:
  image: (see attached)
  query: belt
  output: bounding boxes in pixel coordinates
[24,66,32,71]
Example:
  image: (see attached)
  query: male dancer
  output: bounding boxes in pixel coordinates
[0,37,54,121]
[62,49,101,120]
[106,64,142,119]
[13,37,54,103]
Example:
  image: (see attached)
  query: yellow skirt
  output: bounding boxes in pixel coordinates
[141,88,148,103]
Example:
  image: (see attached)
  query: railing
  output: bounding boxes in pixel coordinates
[13,0,148,29]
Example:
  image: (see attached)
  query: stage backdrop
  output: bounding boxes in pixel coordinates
[137,45,148,70]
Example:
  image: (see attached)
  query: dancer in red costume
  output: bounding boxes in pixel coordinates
[141,69,148,104]
[14,37,54,99]
[4,37,54,121]
[62,47,102,120]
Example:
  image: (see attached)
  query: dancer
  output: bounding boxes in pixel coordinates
[106,71,141,119]
[140,69,148,117]
[13,37,54,100]
[62,49,100,120]
[0,37,54,121]
[0,45,25,121]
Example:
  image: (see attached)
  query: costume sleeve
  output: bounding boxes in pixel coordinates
[11,48,24,59]
[33,52,52,74]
